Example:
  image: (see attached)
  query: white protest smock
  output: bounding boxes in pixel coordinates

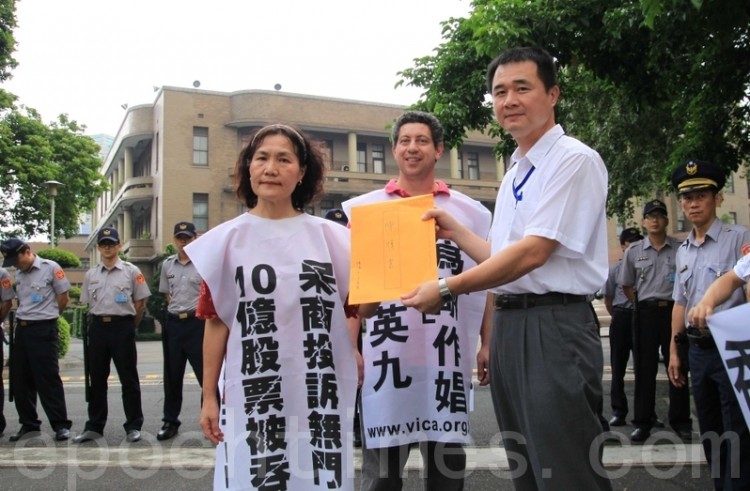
[186,212,357,491]
[344,189,491,448]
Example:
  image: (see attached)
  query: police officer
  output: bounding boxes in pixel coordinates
[0,265,18,437]
[0,238,72,442]
[74,227,151,443]
[156,221,203,441]
[668,159,750,490]
[619,199,692,442]
[604,227,643,427]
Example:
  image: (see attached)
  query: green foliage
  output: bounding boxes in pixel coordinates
[0,0,18,83]
[0,106,109,240]
[36,248,81,268]
[397,0,750,219]
[68,285,81,303]
[57,316,70,359]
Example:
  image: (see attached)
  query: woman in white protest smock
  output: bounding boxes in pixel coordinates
[187,124,363,491]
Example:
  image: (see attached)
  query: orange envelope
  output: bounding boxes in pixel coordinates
[349,194,438,303]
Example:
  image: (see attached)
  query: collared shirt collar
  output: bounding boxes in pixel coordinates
[101,258,124,272]
[642,235,673,251]
[509,124,565,170]
[384,178,451,198]
[687,217,723,246]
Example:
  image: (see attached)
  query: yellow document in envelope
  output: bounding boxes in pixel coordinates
[349,194,438,303]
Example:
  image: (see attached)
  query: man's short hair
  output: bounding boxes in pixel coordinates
[486,46,558,94]
[390,111,444,147]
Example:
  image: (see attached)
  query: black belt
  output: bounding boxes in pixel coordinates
[168,311,196,320]
[494,293,588,310]
[638,299,674,309]
[93,315,134,323]
[17,318,57,327]
[613,306,634,313]
[686,327,716,349]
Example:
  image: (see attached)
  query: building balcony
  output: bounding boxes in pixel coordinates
[325,171,500,202]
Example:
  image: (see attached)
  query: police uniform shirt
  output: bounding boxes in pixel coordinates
[158,255,201,314]
[733,253,750,281]
[604,261,632,308]
[15,256,70,320]
[488,124,609,294]
[82,258,151,316]
[672,218,750,319]
[619,236,681,301]
[0,267,16,303]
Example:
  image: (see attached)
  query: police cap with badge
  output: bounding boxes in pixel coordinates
[670,159,725,194]
[1,237,29,268]
[173,221,197,238]
[97,226,120,244]
[324,208,349,227]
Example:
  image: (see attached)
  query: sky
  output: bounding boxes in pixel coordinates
[3,0,471,136]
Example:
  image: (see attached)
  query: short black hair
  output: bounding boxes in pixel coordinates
[486,47,558,94]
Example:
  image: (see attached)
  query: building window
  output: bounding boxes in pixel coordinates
[725,174,735,194]
[372,144,385,174]
[357,142,367,173]
[467,152,480,180]
[457,152,464,179]
[724,212,738,225]
[320,199,334,217]
[193,193,209,231]
[193,127,209,166]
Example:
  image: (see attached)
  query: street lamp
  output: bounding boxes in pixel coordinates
[44,180,64,248]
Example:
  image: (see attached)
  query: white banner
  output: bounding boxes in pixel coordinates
[187,213,357,491]
[344,190,492,448]
[707,302,750,430]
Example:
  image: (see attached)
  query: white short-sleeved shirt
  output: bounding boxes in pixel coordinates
[489,124,609,294]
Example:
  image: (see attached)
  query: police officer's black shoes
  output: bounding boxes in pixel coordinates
[608,415,626,427]
[629,427,650,443]
[9,427,41,442]
[73,430,103,443]
[55,428,70,441]
[157,423,178,441]
[126,429,141,443]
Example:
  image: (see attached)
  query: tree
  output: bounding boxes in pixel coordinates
[0,0,18,83]
[397,0,750,218]
[0,0,108,239]
[0,107,108,239]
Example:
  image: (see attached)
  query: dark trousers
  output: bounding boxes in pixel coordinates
[632,303,691,431]
[163,315,204,424]
[490,302,612,491]
[86,318,143,433]
[11,320,71,431]
[690,345,750,490]
[1,331,5,434]
[360,441,466,491]
[609,307,633,418]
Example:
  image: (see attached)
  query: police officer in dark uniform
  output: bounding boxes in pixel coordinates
[74,227,151,443]
[603,227,642,427]
[668,159,750,490]
[0,265,17,437]
[156,221,204,441]
[619,199,692,443]
[0,238,72,442]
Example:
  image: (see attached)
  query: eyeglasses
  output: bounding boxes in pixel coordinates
[98,243,118,249]
[644,213,667,221]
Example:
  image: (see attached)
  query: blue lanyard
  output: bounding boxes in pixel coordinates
[512,165,536,205]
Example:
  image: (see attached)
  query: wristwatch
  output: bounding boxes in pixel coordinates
[438,278,455,302]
